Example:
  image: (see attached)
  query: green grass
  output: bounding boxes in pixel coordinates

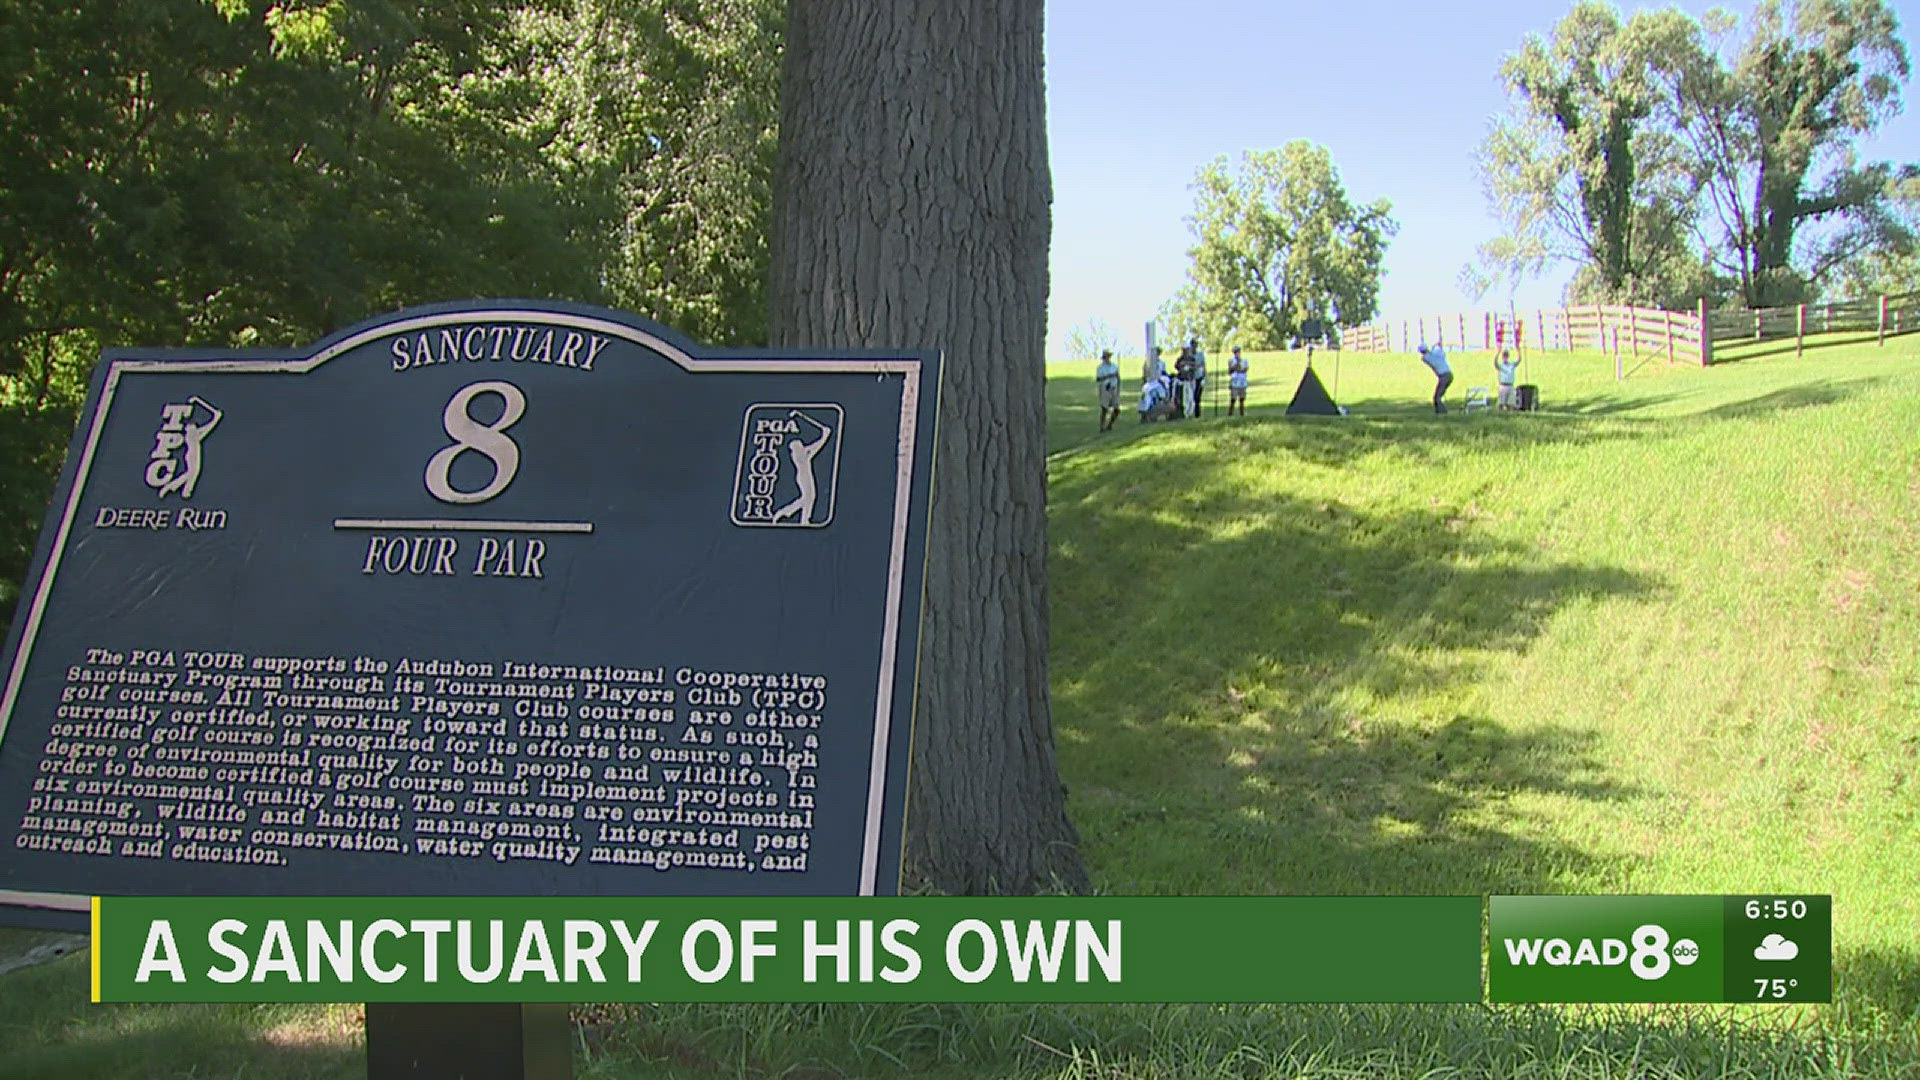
[4,333,1918,1077]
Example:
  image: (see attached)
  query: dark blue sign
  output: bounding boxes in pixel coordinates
[0,302,939,929]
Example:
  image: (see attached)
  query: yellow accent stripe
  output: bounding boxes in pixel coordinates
[89,897,101,1002]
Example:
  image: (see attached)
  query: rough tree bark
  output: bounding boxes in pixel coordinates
[767,0,1087,895]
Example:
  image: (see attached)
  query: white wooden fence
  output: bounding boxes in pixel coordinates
[1337,304,1707,366]
[1337,291,1919,369]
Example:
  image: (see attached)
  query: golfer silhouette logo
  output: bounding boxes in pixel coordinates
[144,396,223,499]
[731,404,843,528]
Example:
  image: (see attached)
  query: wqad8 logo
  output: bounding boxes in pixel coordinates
[1503,924,1701,981]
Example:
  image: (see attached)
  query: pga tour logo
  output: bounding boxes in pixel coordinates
[1503,924,1700,981]
[144,397,223,498]
[731,404,842,528]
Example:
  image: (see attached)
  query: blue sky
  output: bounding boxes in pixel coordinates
[1041,0,1920,357]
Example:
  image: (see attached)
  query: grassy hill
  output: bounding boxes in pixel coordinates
[2,333,1916,1077]
[1045,336,1918,1050]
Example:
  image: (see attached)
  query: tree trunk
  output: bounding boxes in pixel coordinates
[767,0,1087,895]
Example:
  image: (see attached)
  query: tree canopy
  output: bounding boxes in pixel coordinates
[0,0,780,622]
[1473,2,1705,307]
[1677,0,1911,305]
[1474,0,1914,308]
[1159,143,1396,350]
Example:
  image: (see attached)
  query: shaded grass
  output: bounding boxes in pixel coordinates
[3,333,1918,1077]
[570,999,1920,1079]
[0,951,362,1080]
[1041,333,1920,1061]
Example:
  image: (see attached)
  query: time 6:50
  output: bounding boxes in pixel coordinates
[1744,899,1809,919]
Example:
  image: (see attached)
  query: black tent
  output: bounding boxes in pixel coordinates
[1285,363,1341,416]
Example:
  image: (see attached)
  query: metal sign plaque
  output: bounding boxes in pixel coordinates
[0,302,939,928]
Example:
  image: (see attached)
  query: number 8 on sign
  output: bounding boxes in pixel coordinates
[425,381,525,504]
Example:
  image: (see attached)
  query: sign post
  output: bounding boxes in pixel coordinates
[0,302,941,1076]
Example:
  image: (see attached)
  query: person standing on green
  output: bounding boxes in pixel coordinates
[1416,342,1453,415]
[1094,349,1122,431]
[1189,337,1207,417]
[1227,346,1249,416]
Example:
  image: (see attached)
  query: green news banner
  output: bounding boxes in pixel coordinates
[92,897,1482,1004]
[90,895,1832,1004]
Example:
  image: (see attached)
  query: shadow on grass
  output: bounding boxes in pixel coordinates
[584,991,1920,1077]
[0,956,362,1080]
[1699,377,1889,419]
[1833,945,1920,1037]
[1538,390,1696,416]
[1049,367,1886,470]
[1048,451,1657,896]
[1101,403,1654,473]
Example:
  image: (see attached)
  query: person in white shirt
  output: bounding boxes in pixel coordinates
[1138,374,1169,421]
[1143,346,1165,383]
[1189,337,1207,417]
[1494,350,1519,410]
[1416,342,1453,414]
[1094,350,1122,431]
[1227,345,1249,416]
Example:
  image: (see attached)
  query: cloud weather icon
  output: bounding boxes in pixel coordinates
[1754,934,1799,961]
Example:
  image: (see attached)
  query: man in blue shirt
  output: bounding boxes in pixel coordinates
[1417,342,1453,414]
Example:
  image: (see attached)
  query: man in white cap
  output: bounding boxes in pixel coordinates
[1416,342,1452,414]
[1094,349,1122,431]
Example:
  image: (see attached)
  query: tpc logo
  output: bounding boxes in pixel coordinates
[144,397,223,499]
[731,404,842,528]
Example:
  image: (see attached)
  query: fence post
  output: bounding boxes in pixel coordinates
[1665,313,1674,362]
[1697,297,1712,366]
[1880,295,1889,346]
[1796,304,1805,357]
[1459,313,1467,351]
[1754,310,1762,342]
[1629,305,1639,357]
[1614,328,1622,380]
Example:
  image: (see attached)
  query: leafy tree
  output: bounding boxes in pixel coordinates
[526,0,783,345]
[1831,166,1920,296]
[0,0,619,619]
[1472,2,1704,304]
[770,0,1086,894]
[0,0,784,623]
[1160,142,1396,350]
[1669,0,1911,305]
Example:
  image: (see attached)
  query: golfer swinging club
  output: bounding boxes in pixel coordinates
[771,409,833,524]
[1416,341,1453,415]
